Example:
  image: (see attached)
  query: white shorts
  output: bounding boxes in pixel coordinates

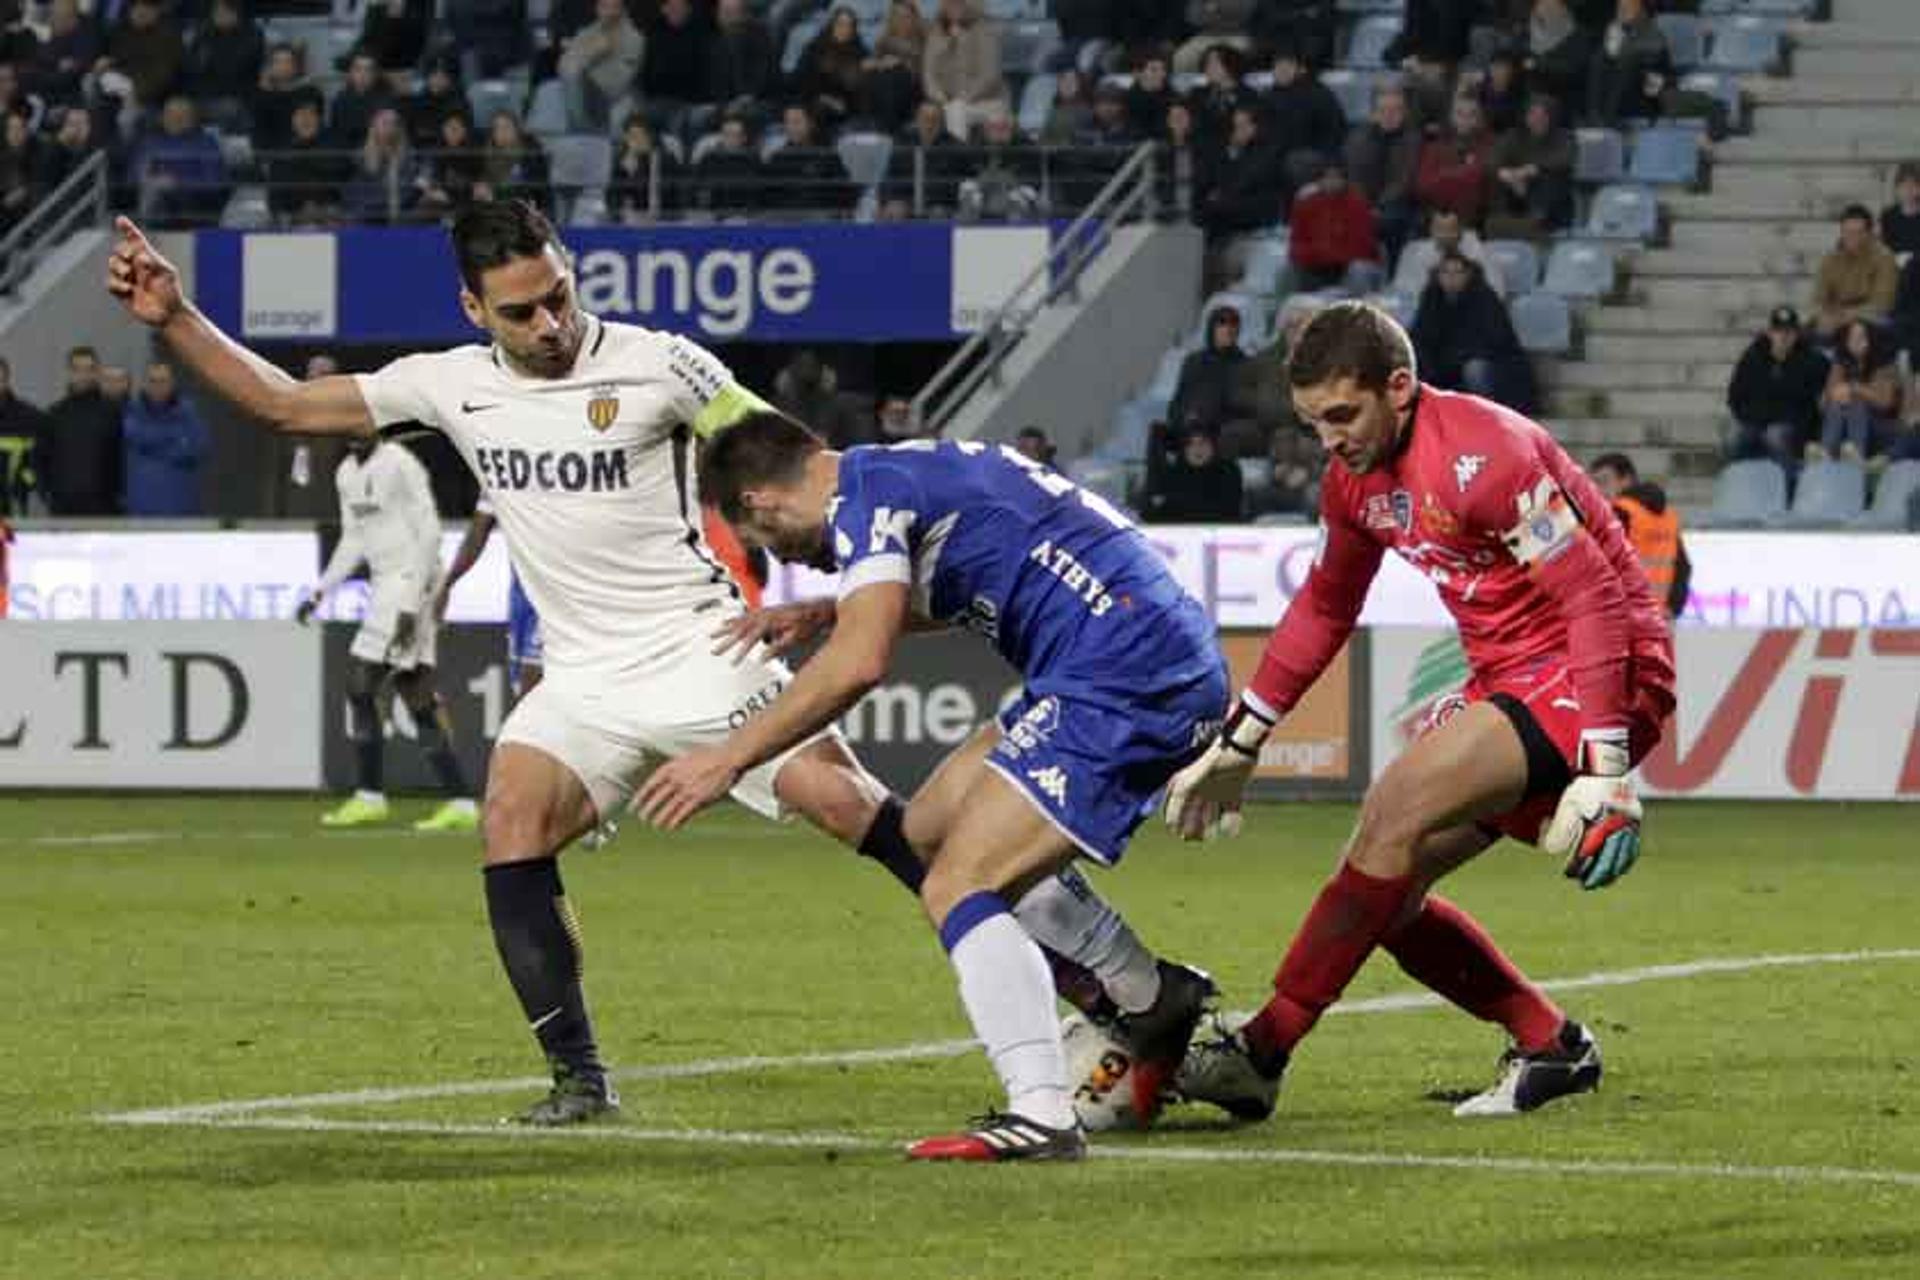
[496,644,837,822]
[350,578,439,670]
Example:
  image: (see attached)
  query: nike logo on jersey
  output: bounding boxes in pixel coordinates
[462,401,501,413]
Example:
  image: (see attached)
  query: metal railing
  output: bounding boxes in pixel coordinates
[910,141,1160,439]
[0,150,110,295]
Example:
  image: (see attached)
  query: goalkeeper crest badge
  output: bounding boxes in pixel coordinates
[586,384,620,432]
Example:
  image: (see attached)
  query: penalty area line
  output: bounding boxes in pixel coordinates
[104,1112,1920,1191]
[93,949,1920,1127]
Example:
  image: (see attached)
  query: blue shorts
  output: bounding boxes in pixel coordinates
[507,573,543,684]
[987,646,1229,867]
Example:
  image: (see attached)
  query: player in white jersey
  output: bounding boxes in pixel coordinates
[105,201,1208,1127]
[293,433,479,832]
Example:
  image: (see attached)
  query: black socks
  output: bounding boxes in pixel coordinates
[483,859,604,1082]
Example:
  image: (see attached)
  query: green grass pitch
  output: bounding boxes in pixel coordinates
[1,794,1915,1280]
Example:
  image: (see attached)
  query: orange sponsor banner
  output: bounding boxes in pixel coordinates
[1219,632,1352,781]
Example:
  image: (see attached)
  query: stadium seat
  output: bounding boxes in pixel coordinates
[1854,460,1920,529]
[1628,126,1702,186]
[1237,457,1273,496]
[1336,0,1404,12]
[570,190,608,226]
[1655,13,1704,70]
[1344,15,1402,69]
[217,133,254,171]
[1573,128,1626,184]
[468,80,521,128]
[1319,70,1378,125]
[1777,459,1866,527]
[1484,240,1541,295]
[1511,292,1573,354]
[1586,183,1662,241]
[548,134,614,210]
[1542,241,1616,299]
[1001,21,1062,75]
[1706,18,1784,73]
[782,15,825,74]
[1365,290,1416,329]
[1235,233,1291,297]
[1147,347,1187,400]
[1017,73,1057,135]
[1066,455,1130,509]
[1680,71,1744,132]
[836,132,892,190]
[219,185,271,229]
[1098,399,1158,462]
[1703,0,1815,15]
[1697,458,1788,527]
[525,80,570,138]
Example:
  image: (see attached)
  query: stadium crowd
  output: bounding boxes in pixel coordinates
[2,0,1915,527]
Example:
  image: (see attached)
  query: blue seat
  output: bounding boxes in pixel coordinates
[1703,0,1815,15]
[1344,15,1402,69]
[1511,293,1572,354]
[1365,290,1416,328]
[1099,400,1159,463]
[1236,233,1292,297]
[1707,18,1784,73]
[548,134,613,196]
[1017,73,1057,134]
[1002,21,1062,75]
[1147,347,1187,401]
[1586,183,1661,241]
[1484,239,1541,295]
[1681,71,1743,131]
[1655,13,1704,70]
[467,80,521,128]
[1573,128,1626,184]
[782,15,824,74]
[1698,458,1788,528]
[525,79,570,138]
[1629,126,1702,186]
[1854,459,1920,529]
[1336,0,1404,12]
[836,132,893,189]
[1542,241,1616,299]
[1777,459,1866,527]
[1319,70,1378,125]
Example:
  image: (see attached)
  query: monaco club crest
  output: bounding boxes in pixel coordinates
[586,384,620,431]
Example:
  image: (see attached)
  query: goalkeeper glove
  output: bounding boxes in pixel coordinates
[1163,699,1272,842]
[1541,730,1642,891]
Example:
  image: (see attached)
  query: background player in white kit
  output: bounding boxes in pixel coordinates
[105,201,1209,1126]
[294,432,480,832]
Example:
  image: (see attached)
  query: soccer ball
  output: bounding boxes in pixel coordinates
[1062,1013,1147,1132]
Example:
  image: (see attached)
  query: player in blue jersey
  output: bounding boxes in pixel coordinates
[440,500,545,697]
[638,415,1232,1162]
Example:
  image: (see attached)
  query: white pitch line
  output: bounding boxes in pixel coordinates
[95,949,1920,1128]
[2,824,793,849]
[104,1112,1920,1191]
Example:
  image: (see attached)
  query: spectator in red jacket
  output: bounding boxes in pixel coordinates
[1414,93,1495,227]
[1285,159,1383,294]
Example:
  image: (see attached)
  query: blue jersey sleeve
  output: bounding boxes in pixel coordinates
[830,457,926,600]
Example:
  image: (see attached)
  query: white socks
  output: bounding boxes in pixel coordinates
[942,895,1076,1130]
[1014,869,1163,1014]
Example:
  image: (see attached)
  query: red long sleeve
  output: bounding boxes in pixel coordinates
[1246,507,1382,719]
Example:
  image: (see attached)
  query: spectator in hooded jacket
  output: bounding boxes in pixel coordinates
[1143,421,1243,523]
[1169,305,1256,454]
[1726,306,1829,470]
[1410,252,1536,411]
[122,361,209,517]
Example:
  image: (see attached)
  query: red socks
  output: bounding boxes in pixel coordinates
[1381,895,1565,1052]
[1244,862,1417,1069]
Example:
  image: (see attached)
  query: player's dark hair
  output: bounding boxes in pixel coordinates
[1590,451,1637,482]
[698,411,825,524]
[1286,301,1416,394]
[1840,203,1874,226]
[450,199,563,295]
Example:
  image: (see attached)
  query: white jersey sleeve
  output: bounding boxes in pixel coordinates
[356,353,447,430]
[660,334,776,439]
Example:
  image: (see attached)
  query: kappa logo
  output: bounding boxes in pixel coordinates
[1026,765,1069,807]
[1454,454,1486,492]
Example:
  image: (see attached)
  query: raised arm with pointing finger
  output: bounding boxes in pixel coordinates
[105,216,376,437]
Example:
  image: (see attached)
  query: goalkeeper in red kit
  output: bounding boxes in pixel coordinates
[1166,303,1674,1119]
